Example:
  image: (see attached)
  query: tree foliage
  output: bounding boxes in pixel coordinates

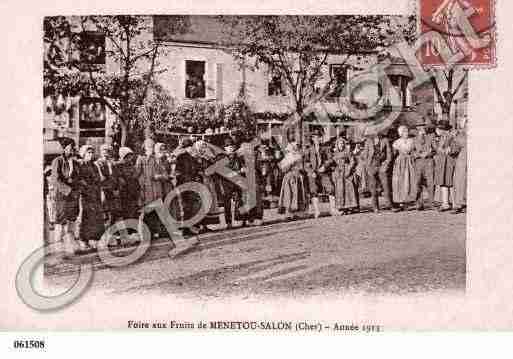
[220,15,415,114]
[43,15,190,145]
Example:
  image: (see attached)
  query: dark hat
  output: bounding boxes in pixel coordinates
[224,137,235,147]
[180,137,193,148]
[311,128,324,137]
[56,137,75,149]
[415,121,428,127]
[435,120,452,131]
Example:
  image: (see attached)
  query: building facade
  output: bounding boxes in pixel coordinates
[44,15,466,153]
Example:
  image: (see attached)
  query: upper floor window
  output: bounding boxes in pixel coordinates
[328,64,348,98]
[185,60,206,99]
[79,97,106,130]
[79,31,106,66]
[268,70,286,96]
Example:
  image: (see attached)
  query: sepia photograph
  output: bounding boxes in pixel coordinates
[41,13,469,299]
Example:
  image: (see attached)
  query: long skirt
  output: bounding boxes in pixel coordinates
[235,180,264,221]
[55,191,80,224]
[80,195,105,242]
[392,154,416,203]
[434,154,456,187]
[332,169,359,209]
[199,175,221,226]
[278,171,309,213]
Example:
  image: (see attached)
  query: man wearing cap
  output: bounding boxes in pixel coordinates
[304,130,336,217]
[434,120,456,211]
[173,137,202,235]
[361,132,393,212]
[451,116,467,214]
[219,138,244,228]
[50,137,80,256]
[96,143,121,228]
[413,122,436,210]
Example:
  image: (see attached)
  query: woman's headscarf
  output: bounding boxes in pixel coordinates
[144,138,155,152]
[334,137,347,151]
[398,125,409,137]
[118,146,133,161]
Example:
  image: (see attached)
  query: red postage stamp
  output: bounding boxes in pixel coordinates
[419,0,496,67]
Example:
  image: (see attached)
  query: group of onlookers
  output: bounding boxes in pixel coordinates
[276,118,467,220]
[45,117,467,257]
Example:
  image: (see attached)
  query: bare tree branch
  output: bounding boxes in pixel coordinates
[84,64,120,117]
[431,75,445,105]
[139,44,159,105]
[131,45,159,64]
[451,69,468,97]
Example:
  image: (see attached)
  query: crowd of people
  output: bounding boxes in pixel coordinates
[277,118,467,219]
[44,117,467,257]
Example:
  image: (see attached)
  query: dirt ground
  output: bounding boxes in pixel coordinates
[45,203,466,299]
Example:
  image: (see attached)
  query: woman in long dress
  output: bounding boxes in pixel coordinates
[50,137,80,256]
[328,138,359,214]
[116,146,140,221]
[278,145,309,220]
[353,141,369,195]
[135,138,165,239]
[77,145,105,250]
[392,125,416,211]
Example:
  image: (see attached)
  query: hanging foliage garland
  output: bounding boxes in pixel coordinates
[159,100,257,138]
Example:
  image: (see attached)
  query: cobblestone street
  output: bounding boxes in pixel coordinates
[46,203,466,298]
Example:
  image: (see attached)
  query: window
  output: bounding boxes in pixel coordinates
[185,60,206,99]
[387,74,410,108]
[79,98,106,130]
[328,64,348,98]
[268,70,285,96]
[79,31,106,66]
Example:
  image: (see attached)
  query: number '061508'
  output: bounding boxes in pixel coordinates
[13,340,45,349]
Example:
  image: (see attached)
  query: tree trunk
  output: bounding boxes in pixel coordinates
[119,120,128,147]
[296,103,304,151]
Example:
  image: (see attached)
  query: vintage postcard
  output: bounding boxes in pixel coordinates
[1,0,513,348]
